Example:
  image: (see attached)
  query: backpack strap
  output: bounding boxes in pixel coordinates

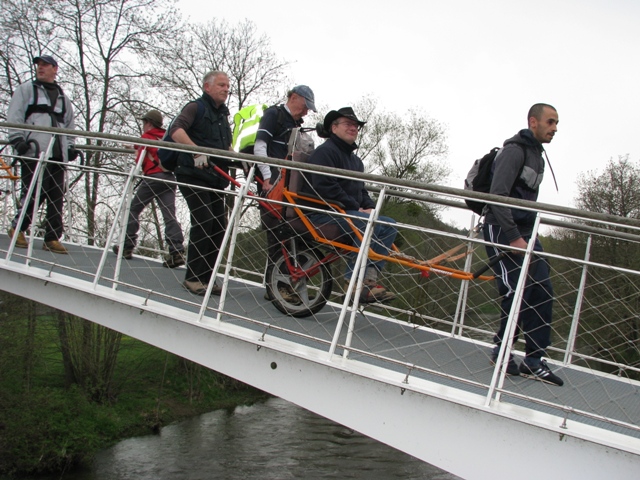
[25,81,66,124]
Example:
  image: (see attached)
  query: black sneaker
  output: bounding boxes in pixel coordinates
[519,358,564,386]
[112,245,133,260]
[489,348,520,376]
[163,251,185,268]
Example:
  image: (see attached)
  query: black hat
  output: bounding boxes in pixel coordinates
[33,55,58,67]
[323,107,366,132]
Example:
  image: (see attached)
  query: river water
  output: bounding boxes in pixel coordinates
[36,397,459,479]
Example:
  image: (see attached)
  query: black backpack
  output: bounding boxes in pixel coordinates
[157,99,205,171]
[463,145,525,215]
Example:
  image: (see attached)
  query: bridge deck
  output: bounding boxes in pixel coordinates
[2,236,638,443]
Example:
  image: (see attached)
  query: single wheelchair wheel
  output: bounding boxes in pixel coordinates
[266,247,333,317]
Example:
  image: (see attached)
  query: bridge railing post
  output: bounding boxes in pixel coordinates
[485,213,543,405]
[5,136,55,265]
[329,187,389,360]
[198,164,258,322]
[93,148,146,290]
[563,234,592,365]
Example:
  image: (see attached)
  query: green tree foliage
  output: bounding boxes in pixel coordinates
[559,156,640,373]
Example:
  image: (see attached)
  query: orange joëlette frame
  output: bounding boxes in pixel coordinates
[0,157,20,181]
[282,189,494,282]
[212,163,494,282]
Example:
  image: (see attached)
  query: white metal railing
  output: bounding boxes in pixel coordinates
[2,123,640,448]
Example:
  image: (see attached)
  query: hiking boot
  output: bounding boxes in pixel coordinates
[8,228,28,248]
[490,347,520,376]
[183,280,222,296]
[183,279,207,296]
[519,358,564,386]
[278,286,302,305]
[112,245,133,260]
[349,280,396,304]
[42,240,68,254]
[163,251,185,268]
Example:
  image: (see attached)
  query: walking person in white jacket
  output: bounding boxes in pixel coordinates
[6,55,77,254]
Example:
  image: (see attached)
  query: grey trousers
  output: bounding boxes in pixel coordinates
[124,172,184,254]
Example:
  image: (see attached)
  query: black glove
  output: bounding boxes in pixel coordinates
[11,138,30,156]
[67,147,80,161]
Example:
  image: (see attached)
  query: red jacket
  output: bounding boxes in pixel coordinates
[136,127,166,175]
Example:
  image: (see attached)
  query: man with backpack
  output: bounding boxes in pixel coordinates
[253,85,317,302]
[254,85,316,192]
[6,55,77,254]
[113,110,185,268]
[484,103,563,386]
[167,71,233,296]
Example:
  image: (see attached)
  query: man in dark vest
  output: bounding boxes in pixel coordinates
[7,55,77,254]
[168,71,232,295]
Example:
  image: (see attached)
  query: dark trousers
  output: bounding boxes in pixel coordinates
[308,211,397,280]
[177,181,226,284]
[125,173,184,254]
[12,158,64,242]
[483,223,554,359]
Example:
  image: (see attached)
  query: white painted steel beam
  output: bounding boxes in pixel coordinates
[1,264,639,479]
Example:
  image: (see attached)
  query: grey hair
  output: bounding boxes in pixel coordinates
[203,70,228,85]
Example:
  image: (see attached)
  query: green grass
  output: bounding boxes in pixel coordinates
[0,297,268,477]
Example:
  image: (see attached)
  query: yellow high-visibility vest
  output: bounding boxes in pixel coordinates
[232,103,268,152]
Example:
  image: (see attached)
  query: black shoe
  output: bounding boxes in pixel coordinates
[163,251,185,268]
[112,245,133,260]
[490,348,520,376]
[519,358,564,386]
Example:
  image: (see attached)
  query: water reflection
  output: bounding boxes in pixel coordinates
[38,397,459,479]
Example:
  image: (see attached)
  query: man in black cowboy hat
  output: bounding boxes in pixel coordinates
[300,107,398,303]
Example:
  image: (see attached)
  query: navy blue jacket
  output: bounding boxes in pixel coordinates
[300,134,375,211]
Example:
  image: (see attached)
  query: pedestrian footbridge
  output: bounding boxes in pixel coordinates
[1,124,640,479]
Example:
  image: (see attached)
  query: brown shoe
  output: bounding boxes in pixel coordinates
[346,280,396,304]
[43,240,68,254]
[8,228,28,248]
[183,279,207,295]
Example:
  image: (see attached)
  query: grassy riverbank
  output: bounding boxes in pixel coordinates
[0,295,269,477]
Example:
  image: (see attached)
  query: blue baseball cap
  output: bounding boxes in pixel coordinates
[291,85,317,112]
[33,55,58,67]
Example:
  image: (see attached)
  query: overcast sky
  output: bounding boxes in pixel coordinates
[180,0,640,228]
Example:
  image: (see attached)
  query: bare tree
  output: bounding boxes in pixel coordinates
[148,19,290,111]
[576,155,640,220]
[573,155,640,372]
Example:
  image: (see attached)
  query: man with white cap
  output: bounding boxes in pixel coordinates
[7,54,76,254]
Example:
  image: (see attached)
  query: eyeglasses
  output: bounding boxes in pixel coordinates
[336,121,361,131]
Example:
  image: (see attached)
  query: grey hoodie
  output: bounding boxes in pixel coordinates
[484,129,545,242]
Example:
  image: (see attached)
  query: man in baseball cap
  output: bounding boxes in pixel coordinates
[7,53,75,254]
[33,55,58,67]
